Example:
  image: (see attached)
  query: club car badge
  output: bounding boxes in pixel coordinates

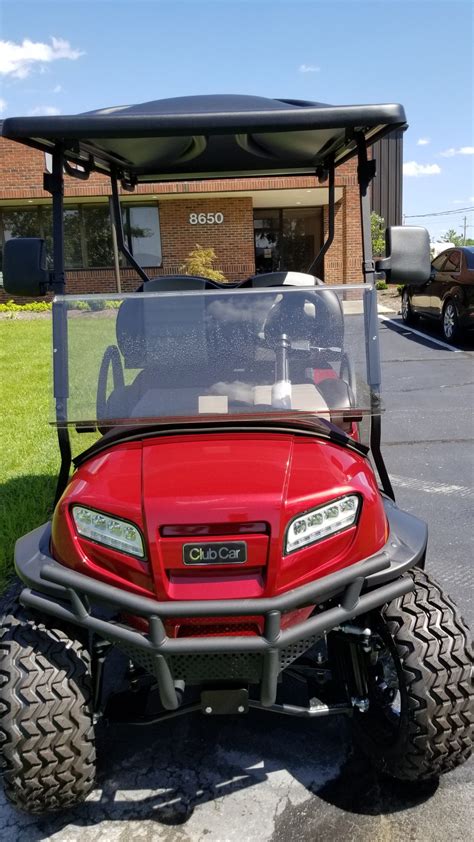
[183,541,247,565]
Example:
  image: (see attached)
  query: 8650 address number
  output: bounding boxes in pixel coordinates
[189,212,224,225]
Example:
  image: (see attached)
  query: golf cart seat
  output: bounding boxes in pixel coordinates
[138,275,222,292]
[100,276,213,421]
[102,271,352,423]
[244,271,322,288]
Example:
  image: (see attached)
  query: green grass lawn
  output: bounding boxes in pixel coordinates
[0,318,57,590]
[0,315,105,591]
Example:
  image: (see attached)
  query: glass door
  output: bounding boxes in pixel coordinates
[253,207,323,274]
[254,209,280,273]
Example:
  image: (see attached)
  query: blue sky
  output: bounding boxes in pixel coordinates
[1,0,473,240]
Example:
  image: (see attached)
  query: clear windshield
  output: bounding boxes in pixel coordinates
[51,284,381,440]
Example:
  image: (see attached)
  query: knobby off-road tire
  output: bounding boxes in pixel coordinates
[353,568,473,781]
[0,583,96,814]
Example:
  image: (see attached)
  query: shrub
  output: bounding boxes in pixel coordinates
[0,299,52,312]
[0,297,122,314]
[67,299,120,311]
[397,284,404,297]
[180,244,227,282]
[375,280,388,290]
[65,299,90,311]
[88,298,106,311]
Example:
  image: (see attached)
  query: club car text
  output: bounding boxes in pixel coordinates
[183,541,247,564]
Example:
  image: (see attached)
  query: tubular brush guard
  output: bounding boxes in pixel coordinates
[15,500,426,711]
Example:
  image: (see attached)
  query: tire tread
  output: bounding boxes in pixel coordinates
[0,583,96,813]
[380,568,473,780]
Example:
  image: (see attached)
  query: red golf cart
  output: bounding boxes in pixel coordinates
[1,95,471,815]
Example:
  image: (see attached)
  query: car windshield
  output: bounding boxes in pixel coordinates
[52,284,380,441]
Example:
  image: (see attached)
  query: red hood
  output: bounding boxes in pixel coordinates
[142,433,293,533]
[141,433,386,598]
[53,432,387,602]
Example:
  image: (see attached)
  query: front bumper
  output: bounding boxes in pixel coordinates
[15,498,427,711]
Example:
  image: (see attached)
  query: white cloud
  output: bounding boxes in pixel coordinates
[416,137,430,146]
[0,37,84,79]
[440,146,474,157]
[299,64,320,73]
[28,105,61,116]
[52,83,63,93]
[0,97,6,113]
[403,161,441,177]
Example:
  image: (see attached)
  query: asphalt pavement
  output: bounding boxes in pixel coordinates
[379,315,473,622]
[1,313,472,842]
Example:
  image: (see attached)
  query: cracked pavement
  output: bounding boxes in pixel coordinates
[1,713,472,842]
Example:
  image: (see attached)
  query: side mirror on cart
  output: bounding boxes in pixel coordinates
[2,237,50,296]
[376,225,431,285]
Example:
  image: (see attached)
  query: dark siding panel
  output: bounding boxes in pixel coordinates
[371,130,404,227]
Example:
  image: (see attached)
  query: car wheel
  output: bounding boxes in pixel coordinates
[401,290,418,325]
[442,300,461,343]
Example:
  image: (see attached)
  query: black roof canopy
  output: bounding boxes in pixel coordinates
[1,94,406,182]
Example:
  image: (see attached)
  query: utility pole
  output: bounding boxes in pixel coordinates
[463,215,467,245]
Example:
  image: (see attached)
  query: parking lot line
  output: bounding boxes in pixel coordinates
[390,474,473,498]
[378,316,463,352]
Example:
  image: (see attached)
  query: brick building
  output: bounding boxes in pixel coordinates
[0,136,381,300]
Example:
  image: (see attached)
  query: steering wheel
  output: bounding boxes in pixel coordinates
[262,293,312,349]
[339,352,357,405]
[262,289,343,355]
[96,345,125,420]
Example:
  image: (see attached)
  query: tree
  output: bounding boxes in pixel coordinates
[180,244,226,281]
[371,212,385,257]
[440,229,464,247]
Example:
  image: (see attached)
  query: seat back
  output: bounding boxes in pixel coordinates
[116,276,209,369]
[245,271,322,288]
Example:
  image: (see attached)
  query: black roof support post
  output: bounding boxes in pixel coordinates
[44,145,72,505]
[356,134,395,501]
[356,132,377,285]
[110,172,151,286]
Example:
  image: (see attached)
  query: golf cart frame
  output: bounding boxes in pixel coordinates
[3,98,432,717]
[9,109,403,505]
[1,98,472,818]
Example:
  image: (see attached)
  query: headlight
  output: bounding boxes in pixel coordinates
[71,506,145,558]
[285,495,360,554]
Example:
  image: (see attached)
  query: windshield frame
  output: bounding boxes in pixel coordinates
[52,283,382,437]
[39,131,393,504]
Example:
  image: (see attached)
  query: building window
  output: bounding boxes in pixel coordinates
[253,207,323,274]
[83,206,114,268]
[0,203,162,270]
[122,205,162,267]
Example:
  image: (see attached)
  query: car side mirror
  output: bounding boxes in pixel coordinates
[376,226,431,285]
[3,238,50,297]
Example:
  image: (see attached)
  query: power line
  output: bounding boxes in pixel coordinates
[404,206,474,219]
